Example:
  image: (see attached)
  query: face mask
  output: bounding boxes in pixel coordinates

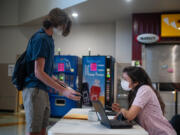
[121,79,131,91]
[53,28,63,36]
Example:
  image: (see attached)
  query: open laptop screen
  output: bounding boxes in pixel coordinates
[92,100,111,127]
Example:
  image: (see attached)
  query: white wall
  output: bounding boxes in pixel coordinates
[113,19,132,94]
[0,0,19,26]
[115,18,132,63]
[53,23,116,57]
[0,17,133,64]
[0,23,115,63]
[0,21,133,63]
[0,26,40,63]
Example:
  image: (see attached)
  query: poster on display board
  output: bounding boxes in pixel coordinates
[82,56,106,106]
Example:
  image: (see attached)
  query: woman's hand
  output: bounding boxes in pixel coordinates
[114,108,127,120]
[116,106,141,121]
[112,103,121,112]
[114,109,122,120]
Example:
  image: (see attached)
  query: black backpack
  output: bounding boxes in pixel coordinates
[12,30,45,90]
[12,51,29,91]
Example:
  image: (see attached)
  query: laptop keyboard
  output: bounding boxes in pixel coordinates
[105,111,116,116]
[109,119,133,127]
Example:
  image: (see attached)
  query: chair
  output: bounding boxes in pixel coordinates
[170,114,180,135]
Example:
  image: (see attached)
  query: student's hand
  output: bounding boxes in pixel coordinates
[112,103,121,113]
[56,80,67,88]
[61,87,81,101]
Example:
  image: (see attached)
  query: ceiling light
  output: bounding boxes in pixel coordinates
[72,12,78,18]
[126,0,132,2]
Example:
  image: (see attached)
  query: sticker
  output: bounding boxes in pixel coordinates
[167,68,173,73]
[90,63,97,71]
[58,63,65,72]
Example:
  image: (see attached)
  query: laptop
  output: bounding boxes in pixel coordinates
[92,100,133,129]
[105,110,117,116]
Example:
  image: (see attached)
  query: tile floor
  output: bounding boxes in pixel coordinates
[0,111,59,135]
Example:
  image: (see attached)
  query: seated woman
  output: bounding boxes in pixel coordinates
[112,66,176,135]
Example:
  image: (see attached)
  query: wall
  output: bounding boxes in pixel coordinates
[115,18,132,63]
[0,21,133,63]
[54,20,132,61]
[0,64,17,111]
[53,23,116,57]
[0,0,19,26]
[113,18,132,101]
[0,23,116,63]
[0,26,40,63]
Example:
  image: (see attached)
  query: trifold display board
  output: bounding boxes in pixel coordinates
[82,56,114,110]
[49,55,79,117]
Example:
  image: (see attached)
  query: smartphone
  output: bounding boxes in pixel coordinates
[73,93,83,97]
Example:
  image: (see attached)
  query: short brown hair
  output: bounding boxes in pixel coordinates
[43,8,72,36]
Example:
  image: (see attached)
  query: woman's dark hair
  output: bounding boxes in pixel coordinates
[123,66,165,115]
[43,8,72,36]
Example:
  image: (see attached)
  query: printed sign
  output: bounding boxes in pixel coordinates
[136,33,159,44]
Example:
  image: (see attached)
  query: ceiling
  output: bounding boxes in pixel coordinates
[65,0,180,23]
[23,0,180,25]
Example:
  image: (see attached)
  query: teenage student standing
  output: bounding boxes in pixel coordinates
[23,8,81,135]
[112,66,176,135]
